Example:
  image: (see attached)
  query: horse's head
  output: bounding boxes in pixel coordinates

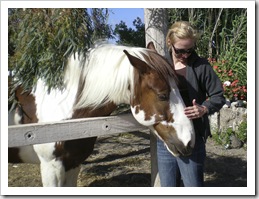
[123,43,195,156]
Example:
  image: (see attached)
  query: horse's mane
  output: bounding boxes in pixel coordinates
[68,44,175,110]
[139,50,177,84]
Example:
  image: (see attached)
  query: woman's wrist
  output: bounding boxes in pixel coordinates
[202,105,208,115]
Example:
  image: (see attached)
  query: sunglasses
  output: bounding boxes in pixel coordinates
[172,45,195,55]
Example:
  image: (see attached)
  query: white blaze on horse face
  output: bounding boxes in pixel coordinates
[168,80,195,148]
[131,105,156,126]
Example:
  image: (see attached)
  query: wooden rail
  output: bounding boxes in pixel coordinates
[8,113,159,186]
[8,113,149,147]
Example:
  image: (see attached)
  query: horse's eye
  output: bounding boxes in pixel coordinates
[158,93,169,101]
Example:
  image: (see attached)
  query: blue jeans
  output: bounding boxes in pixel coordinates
[157,134,206,187]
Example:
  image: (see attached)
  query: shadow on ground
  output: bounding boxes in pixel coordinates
[82,143,247,187]
[88,173,151,187]
[204,155,247,187]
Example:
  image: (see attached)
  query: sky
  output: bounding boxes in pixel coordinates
[107,8,144,43]
[108,8,144,30]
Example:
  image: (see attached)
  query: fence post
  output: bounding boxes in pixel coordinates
[144,8,168,187]
[150,131,161,186]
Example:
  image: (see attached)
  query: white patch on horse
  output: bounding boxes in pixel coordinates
[32,143,67,186]
[131,105,156,126]
[40,158,65,187]
[33,60,82,122]
[33,143,56,162]
[14,111,22,124]
[8,107,22,125]
[8,109,16,125]
[167,79,195,148]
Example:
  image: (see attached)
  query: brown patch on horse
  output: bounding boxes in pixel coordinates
[140,50,176,82]
[131,64,172,123]
[53,103,117,171]
[8,148,23,163]
[54,137,97,172]
[125,48,174,125]
[9,86,38,163]
[14,86,38,124]
[144,46,180,86]
[134,105,140,114]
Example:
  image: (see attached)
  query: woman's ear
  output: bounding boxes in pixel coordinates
[167,39,171,46]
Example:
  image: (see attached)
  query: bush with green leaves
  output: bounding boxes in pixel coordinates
[212,115,247,149]
[212,127,233,147]
[8,8,113,94]
[236,120,247,145]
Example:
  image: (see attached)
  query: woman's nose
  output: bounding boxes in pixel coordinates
[181,53,190,58]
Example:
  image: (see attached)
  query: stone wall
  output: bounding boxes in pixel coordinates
[210,102,247,132]
[209,101,247,148]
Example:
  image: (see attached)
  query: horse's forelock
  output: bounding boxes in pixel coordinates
[138,50,177,85]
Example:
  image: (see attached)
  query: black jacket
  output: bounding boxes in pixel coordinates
[170,51,226,141]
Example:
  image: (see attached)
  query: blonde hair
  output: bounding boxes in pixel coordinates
[166,21,200,49]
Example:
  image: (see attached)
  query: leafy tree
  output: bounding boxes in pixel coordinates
[114,17,145,47]
[90,8,114,41]
[8,8,113,94]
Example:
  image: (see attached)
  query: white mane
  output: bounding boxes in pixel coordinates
[66,44,150,109]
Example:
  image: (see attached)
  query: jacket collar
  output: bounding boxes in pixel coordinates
[187,51,199,66]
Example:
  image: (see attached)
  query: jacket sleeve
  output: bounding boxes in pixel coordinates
[200,63,226,115]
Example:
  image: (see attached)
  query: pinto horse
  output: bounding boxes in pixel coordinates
[8,42,195,187]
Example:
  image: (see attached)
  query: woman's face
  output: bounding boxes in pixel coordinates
[172,38,195,63]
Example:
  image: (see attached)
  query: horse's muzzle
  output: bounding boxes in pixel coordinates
[165,140,193,157]
[153,123,194,157]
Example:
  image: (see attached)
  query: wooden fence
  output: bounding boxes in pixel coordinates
[8,113,160,186]
[8,114,148,147]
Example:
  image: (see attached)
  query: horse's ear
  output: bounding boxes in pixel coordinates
[147,41,157,52]
[123,50,149,74]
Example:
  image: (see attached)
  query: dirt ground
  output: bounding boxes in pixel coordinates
[8,131,247,187]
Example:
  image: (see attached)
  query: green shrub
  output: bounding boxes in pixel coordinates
[236,120,247,145]
[212,120,247,149]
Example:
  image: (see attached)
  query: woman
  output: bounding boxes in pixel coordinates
[157,21,226,187]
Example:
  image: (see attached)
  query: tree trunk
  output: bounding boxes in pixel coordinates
[144,8,168,187]
[144,8,168,57]
[209,8,223,59]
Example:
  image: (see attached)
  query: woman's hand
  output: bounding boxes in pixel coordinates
[184,99,208,119]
